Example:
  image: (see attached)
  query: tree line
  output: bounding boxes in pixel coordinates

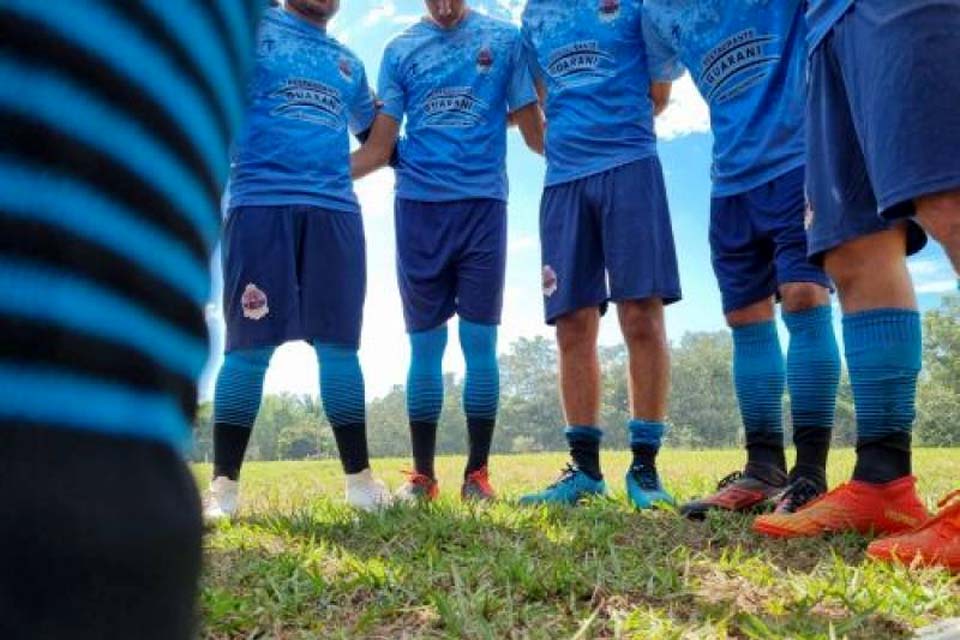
[191,296,960,462]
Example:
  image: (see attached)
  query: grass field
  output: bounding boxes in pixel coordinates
[196,449,960,639]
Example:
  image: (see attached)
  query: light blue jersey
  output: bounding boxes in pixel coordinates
[643,0,806,196]
[228,8,375,212]
[521,0,659,187]
[806,0,854,51]
[378,12,536,202]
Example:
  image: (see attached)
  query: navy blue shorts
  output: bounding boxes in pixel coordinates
[222,205,365,351]
[710,167,832,314]
[395,198,507,333]
[539,157,681,324]
[806,0,960,261]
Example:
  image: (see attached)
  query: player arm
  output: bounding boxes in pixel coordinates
[642,9,684,116]
[350,113,400,180]
[650,82,672,117]
[510,102,545,155]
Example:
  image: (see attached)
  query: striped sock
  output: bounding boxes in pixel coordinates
[460,320,499,474]
[212,347,274,479]
[407,325,447,478]
[315,343,368,475]
[566,425,603,480]
[732,321,786,472]
[628,419,664,470]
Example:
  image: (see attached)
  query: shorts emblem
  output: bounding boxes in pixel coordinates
[542,265,558,297]
[241,283,269,321]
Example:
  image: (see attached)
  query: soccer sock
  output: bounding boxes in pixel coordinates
[783,305,840,488]
[407,326,448,479]
[628,419,663,471]
[460,320,499,475]
[212,347,275,480]
[844,309,921,484]
[315,344,369,475]
[566,426,603,480]
[732,321,787,475]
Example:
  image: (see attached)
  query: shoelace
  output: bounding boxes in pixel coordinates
[630,465,660,491]
[778,477,823,512]
[547,463,580,489]
[716,471,744,490]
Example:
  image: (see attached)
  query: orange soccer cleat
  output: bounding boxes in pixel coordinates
[394,470,439,503]
[461,466,496,502]
[867,489,960,573]
[753,475,929,539]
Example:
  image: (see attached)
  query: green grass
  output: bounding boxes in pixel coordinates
[196,449,960,639]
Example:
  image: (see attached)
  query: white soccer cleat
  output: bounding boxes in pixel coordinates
[203,476,239,522]
[345,468,393,512]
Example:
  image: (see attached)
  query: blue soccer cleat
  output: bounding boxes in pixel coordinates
[518,463,607,506]
[625,464,675,510]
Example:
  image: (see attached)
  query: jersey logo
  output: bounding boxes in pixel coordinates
[598,0,620,21]
[699,29,779,104]
[422,87,489,128]
[546,41,615,87]
[270,77,345,129]
[338,58,353,82]
[241,284,269,321]
[542,265,558,298]
[477,47,494,74]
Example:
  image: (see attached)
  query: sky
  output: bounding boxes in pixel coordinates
[199,0,957,402]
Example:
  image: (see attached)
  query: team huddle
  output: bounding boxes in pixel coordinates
[202,0,960,573]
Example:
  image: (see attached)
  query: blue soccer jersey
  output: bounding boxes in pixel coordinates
[378,11,537,202]
[228,7,375,212]
[643,0,807,196]
[521,0,659,187]
[806,0,854,51]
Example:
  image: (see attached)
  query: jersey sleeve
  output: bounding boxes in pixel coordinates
[348,60,377,135]
[642,8,685,82]
[507,31,538,113]
[520,24,545,83]
[376,44,406,123]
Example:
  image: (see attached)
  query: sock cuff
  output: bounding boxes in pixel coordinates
[223,346,275,370]
[410,325,449,361]
[627,419,664,446]
[782,305,833,332]
[565,425,603,442]
[843,308,921,368]
[732,320,779,349]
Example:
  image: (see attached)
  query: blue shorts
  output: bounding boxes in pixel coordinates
[395,198,507,333]
[710,167,832,314]
[222,205,365,351]
[539,157,681,324]
[806,0,960,261]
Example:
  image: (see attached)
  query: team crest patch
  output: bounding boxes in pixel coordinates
[477,47,494,74]
[598,0,620,21]
[338,58,353,81]
[542,265,558,298]
[241,283,269,320]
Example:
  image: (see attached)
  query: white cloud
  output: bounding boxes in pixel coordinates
[916,279,958,295]
[363,0,396,26]
[655,73,711,141]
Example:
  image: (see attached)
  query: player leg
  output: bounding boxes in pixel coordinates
[393,199,458,502]
[755,14,932,537]
[519,176,609,505]
[916,190,960,277]
[680,188,788,518]
[301,206,390,511]
[454,199,507,501]
[207,206,299,521]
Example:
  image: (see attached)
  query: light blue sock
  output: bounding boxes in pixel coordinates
[732,321,786,438]
[407,325,447,424]
[783,306,841,430]
[213,346,274,427]
[314,344,365,428]
[459,320,499,420]
[843,309,922,442]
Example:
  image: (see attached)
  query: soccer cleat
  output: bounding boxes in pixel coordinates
[679,468,786,520]
[461,466,496,502]
[867,489,960,572]
[753,475,929,539]
[345,468,393,512]
[203,476,239,522]
[771,476,826,515]
[625,464,675,510]
[518,463,607,506]
[394,470,439,503]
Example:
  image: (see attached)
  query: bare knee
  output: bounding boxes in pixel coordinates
[780,283,830,313]
[916,189,960,247]
[556,308,599,354]
[725,297,775,328]
[823,225,915,312]
[618,299,666,346]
